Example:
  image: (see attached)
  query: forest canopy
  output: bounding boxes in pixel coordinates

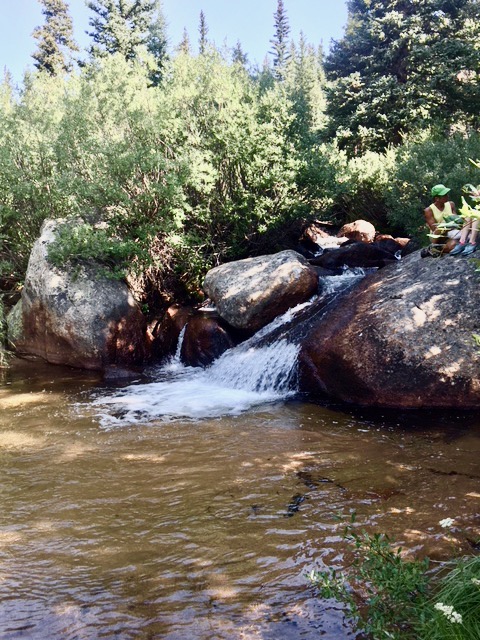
[1,0,479,309]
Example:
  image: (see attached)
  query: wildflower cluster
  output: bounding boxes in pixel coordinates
[439,518,455,529]
[434,602,463,624]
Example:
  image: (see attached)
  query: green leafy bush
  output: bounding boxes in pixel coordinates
[47,220,143,279]
[2,41,480,309]
[0,52,322,303]
[386,132,480,239]
[310,513,480,640]
[310,513,430,639]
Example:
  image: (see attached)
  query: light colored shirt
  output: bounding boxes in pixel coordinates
[430,201,453,224]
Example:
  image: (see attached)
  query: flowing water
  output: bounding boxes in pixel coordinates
[1,273,480,639]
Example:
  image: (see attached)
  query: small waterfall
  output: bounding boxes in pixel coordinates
[210,340,299,393]
[91,312,303,427]
[173,325,186,363]
[89,269,367,427]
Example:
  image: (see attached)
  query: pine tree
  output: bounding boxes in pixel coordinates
[255,56,275,93]
[325,0,480,154]
[86,0,157,61]
[284,32,327,144]
[147,0,168,85]
[232,41,248,68]
[32,0,79,75]
[178,28,191,55]
[198,10,209,55]
[270,0,290,80]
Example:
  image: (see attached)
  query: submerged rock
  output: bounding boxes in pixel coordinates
[299,251,480,408]
[12,219,148,371]
[203,250,318,332]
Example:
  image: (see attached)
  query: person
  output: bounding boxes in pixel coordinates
[449,199,478,256]
[424,184,478,255]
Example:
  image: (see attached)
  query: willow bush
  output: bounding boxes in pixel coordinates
[2,49,480,306]
[386,132,480,238]
[301,131,480,240]
[0,73,71,285]
[0,52,316,302]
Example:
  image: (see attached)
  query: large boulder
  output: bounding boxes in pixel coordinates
[298,251,480,408]
[13,219,147,370]
[338,219,376,243]
[180,313,235,367]
[309,239,407,270]
[150,304,193,363]
[203,250,318,332]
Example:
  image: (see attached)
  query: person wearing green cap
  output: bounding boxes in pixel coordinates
[424,184,478,255]
[424,184,459,254]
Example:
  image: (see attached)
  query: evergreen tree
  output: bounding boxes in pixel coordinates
[255,56,275,93]
[86,0,156,60]
[178,28,191,55]
[270,0,290,80]
[325,0,480,154]
[284,32,327,145]
[232,40,248,68]
[198,10,209,55]
[32,0,78,75]
[147,0,168,85]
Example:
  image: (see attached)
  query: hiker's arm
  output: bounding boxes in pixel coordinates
[424,207,437,231]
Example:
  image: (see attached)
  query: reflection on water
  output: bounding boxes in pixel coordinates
[1,358,480,639]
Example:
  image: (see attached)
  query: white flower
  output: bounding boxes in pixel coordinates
[439,518,454,529]
[434,602,463,624]
[471,578,480,586]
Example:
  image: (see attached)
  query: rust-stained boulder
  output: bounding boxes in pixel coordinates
[203,250,318,332]
[180,313,235,367]
[301,221,333,245]
[375,234,411,248]
[150,304,193,362]
[338,219,376,243]
[298,251,480,408]
[13,219,147,371]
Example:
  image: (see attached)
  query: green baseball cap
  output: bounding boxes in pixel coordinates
[431,184,451,197]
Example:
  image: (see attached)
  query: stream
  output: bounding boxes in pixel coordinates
[1,270,480,639]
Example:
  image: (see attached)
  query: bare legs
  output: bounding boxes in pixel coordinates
[459,218,478,245]
[451,218,479,255]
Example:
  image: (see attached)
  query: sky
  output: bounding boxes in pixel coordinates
[0,0,348,83]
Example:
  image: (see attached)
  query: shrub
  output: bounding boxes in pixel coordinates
[310,513,480,640]
[310,513,429,639]
[0,53,314,303]
[386,132,480,239]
